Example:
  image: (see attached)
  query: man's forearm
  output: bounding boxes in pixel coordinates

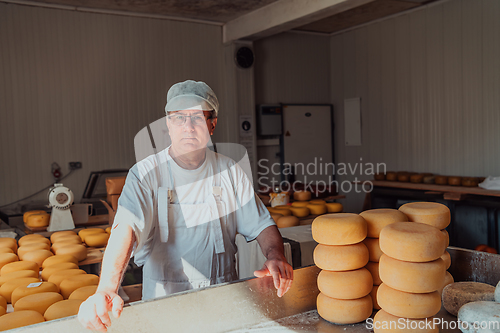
[256,225,286,260]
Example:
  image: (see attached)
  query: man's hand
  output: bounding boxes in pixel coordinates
[78,291,124,332]
[254,256,293,297]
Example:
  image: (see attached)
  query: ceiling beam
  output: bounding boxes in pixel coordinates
[223,0,376,43]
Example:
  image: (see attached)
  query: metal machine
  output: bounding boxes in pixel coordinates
[47,183,75,232]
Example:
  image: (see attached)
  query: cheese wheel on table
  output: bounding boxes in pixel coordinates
[78,228,105,242]
[48,269,86,288]
[398,202,450,229]
[359,209,409,238]
[291,201,309,208]
[317,293,372,324]
[438,271,454,295]
[18,234,49,247]
[85,233,109,247]
[325,202,343,213]
[312,213,367,245]
[18,243,51,260]
[0,277,40,303]
[379,254,446,293]
[50,230,78,243]
[44,299,83,321]
[289,207,310,218]
[317,268,373,299]
[0,310,45,330]
[54,244,87,261]
[276,216,299,228]
[0,237,18,253]
[314,243,369,271]
[25,213,50,228]
[371,285,380,310]
[379,222,447,262]
[310,199,326,205]
[0,305,5,316]
[293,191,311,201]
[41,262,79,281]
[1,260,38,275]
[23,210,47,223]
[373,309,438,333]
[306,204,327,215]
[51,239,83,253]
[22,249,53,268]
[442,282,495,316]
[377,283,441,319]
[0,247,13,254]
[60,274,99,299]
[0,295,6,309]
[0,270,39,287]
[69,285,98,301]
[268,208,291,216]
[366,261,382,285]
[11,281,58,305]
[0,253,19,271]
[363,238,383,262]
[14,292,63,315]
[42,254,79,269]
[441,251,451,270]
[51,234,82,244]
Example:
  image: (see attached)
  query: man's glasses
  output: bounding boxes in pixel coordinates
[167,112,213,126]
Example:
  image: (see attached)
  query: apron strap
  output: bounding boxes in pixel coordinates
[211,152,225,254]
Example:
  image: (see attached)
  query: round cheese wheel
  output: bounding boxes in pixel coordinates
[314,243,369,271]
[435,176,448,185]
[18,243,51,260]
[306,204,327,215]
[325,202,343,213]
[374,173,385,181]
[379,222,447,262]
[398,202,450,229]
[50,230,78,243]
[397,172,411,182]
[312,213,367,245]
[51,239,83,253]
[442,229,449,248]
[44,299,83,321]
[371,285,380,310]
[289,207,310,218]
[69,285,98,301]
[448,176,462,186]
[60,274,99,299]
[0,295,6,309]
[442,282,495,316]
[11,281,59,305]
[438,271,454,295]
[386,172,397,181]
[0,277,40,303]
[23,210,47,223]
[51,234,82,244]
[317,268,373,299]
[48,269,86,288]
[22,249,53,268]
[293,191,311,201]
[42,254,79,269]
[0,270,39,287]
[441,251,451,270]
[291,201,310,208]
[54,244,87,261]
[41,262,79,281]
[317,293,372,324]
[85,233,110,247]
[78,228,106,242]
[0,310,45,330]
[310,199,326,205]
[410,174,424,183]
[20,237,51,248]
[423,176,435,184]
[0,247,14,254]
[26,213,50,228]
[366,261,382,285]
[18,234,48,247]
[270,213,283,223]
[1,260,39,275]
[14,292,63,315]
[0,237,18,253]
[363,238,383,262]
[359,209,409,238]
[379,254,446,293]
[373,309,438,333]
[458,301,500,333]
[0,305,5,316]
[377,283,441,319]
[105,227,111,234]
[0,253,19,271]
[268,208,292,216]
[276,216,300,228]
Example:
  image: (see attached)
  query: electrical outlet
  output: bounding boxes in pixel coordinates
[69,161,82,170]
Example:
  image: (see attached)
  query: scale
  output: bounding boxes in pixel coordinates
[47,183,75,232]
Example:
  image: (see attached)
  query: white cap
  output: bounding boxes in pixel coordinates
[165,80,219,117]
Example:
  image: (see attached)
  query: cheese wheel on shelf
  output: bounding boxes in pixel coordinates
[14,292,63,315]
[359,209,409,238]
[310,199,326,205]
[60,274,99,299]
[0,238,18,253]
[306,204,327,215]
[0,310,45,330]
[386,172,397,181]
[78,228,106,242]
[69,285,98,301]
[317,293,372,324]
[268,208,292,216]
[18,243,51,260]
[48,269,86,288]
[23,210,47,223]
[51,234,82,244]
[398,202,450,229]
[41,262,79,281]
[51,240,84,253]
[379,254,446,293]
[325,202,343,213]
[54,244,87,261]
[25,213,50,228]
[314,243,369,271]
[441,251,451,270]
[377,283,441,319]
[291,201,310,208]
[0,247,14,254]
[289,207,310,218]
[0,253,19,271]
[438,271,454,295]
[1,261,39,275]
[371,285,380,310]
[379,222,447,262]
[293,191,311,201]
[22,249,53,268]
[435,176,448,185]
[0,270,39,287]
[276,216,300,228]
[44,299,83,321]
[11,281,59,305]
[85,233,110,247]
[442,229,449,248]
[18,234,49,247]
[442,282,495,316]
[50,230,78,243]
[363,238,383,262]
[270,213,283,223]
[312,213,367,245]
[317,268,373,300]
[0,277,40,303]
[366,261,382,285]
[42,254,79,269]
[373,309,438,333]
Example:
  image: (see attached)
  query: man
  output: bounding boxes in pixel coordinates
[78,80,293,332]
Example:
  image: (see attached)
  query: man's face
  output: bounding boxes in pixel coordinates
[166,110,217,153]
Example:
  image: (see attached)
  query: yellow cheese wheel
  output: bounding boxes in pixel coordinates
[310,199,326,205]
[438,271,454,295]
[0,277,40,303]
[42,254,79,269]
[313,243,369,271]
[18,243,51,260]
[373,309,439,333]
[52,234,82,244]
[371,285,381,310]
[291,201,310,208]
[41,262,79,281]
[379,254,446,293]
[85,233,110,247]
[0,247,13,254]
[50,230,78,243]
[270,213,283,223]
[0,270,39,287]
[105,227,111,234]
[69,285,98,301]
[306,204,327,215]
[379,222,447,262]
[0,305,5,316]
[14,292,63,315]
[48,269,86,288]
[325,202,343,213]
[398,202,450,229]
[377,283,441,319]
[293,191,311,201]
[268,208,292,216]
[54,244,87,261]
[363,238,383,262]
[317,293,372,324]
[20,237,51,248]
[442,229,449,248]
[289,207,310,218]
[317,268,373,299]
[44,299,83,321]
[18,234,48,247]
[0,295,6,309]
[359,209,409,238]
[51,239,83,253]
[60,274,99,299]
[23,210,47,223]
[441,251,451,270]
[0,310,45,330]
[0,253,19,271]
[276,216,300,228]
[0,238,18,253]
[22,249,53,268]
[312,213,367,245]
[366,261,382,285]
[11,281,59,305]
[26,213,50,228]
[78,228,106,242]
[1,261,39,275]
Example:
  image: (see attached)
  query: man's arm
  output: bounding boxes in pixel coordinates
[78,223,136,332]
[254,225,293,297]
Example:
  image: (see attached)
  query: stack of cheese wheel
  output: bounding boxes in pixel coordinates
[398,202,453,294]
[312,213,372,324]
[79,228,109,248]
[359,209,409,311]
[23,210,51,229]
[376,217,448,333]
[290,191,311,218]
[16,234,53,268]
[50,230,87,262]
[269,206,300,228]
